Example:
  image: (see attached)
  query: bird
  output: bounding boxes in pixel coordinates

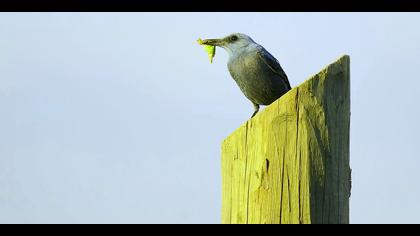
[201,33,291,118]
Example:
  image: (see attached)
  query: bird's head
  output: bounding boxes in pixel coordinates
[201,33,256,55]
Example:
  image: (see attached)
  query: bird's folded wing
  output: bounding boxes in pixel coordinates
[257,50,291,90]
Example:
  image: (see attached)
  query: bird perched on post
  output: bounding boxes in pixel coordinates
[201,33,291,118]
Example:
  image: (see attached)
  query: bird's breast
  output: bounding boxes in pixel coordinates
[227,51,289,105]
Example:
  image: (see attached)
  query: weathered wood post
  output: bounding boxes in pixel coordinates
[221,55,351,224]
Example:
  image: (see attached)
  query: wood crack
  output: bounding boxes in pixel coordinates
[221,55,350,224]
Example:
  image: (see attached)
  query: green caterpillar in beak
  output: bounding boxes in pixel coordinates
[197,38,216,63]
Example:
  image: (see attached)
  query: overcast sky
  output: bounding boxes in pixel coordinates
[0,13,419,223]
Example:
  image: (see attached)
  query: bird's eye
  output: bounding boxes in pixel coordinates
[230,35,238,41]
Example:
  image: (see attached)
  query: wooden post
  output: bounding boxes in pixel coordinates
[221,55,351,224]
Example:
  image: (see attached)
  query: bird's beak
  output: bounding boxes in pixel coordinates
[201,38,225,47]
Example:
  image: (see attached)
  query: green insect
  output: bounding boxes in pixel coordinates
[197,38,216,63]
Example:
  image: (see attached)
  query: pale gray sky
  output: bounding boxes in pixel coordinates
[0,13,419,223]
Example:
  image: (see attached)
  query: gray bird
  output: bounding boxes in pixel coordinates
[202,33,291,118]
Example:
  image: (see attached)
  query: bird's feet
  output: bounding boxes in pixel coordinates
[251,103,260,118]
[251,111,258,118]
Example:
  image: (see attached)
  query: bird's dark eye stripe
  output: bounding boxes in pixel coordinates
[231,35,238,41]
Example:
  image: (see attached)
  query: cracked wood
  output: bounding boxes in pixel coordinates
[221,55,351,224]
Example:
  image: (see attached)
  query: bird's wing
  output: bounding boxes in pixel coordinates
[256,49,291,90]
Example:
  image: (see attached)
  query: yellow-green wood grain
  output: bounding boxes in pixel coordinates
[221,55,351,224]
